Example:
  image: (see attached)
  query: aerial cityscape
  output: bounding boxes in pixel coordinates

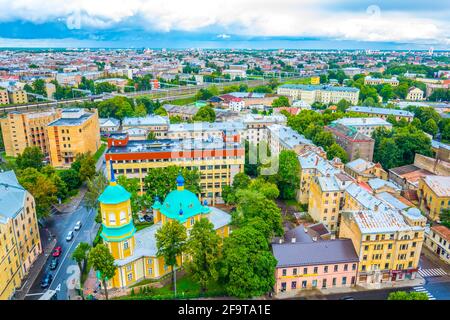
[0,0,449,309]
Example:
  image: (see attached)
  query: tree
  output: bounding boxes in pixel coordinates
[275,150,300,200]
[16,147,44,170]
[336,99,350,112]
[84,173,108,212]
[72,153,96,182]
[72,242,91,293]
[313,131,334,149]
[143,166,200,201]
[88,244,117,300]
[388,291,428,300]
[146,131,157,140]
[186,218,221,293]
[58,169,81,191]
[232,172,251,190]
[32,79,47,96]
[327,143,349,163]
[271,96,290,108]
[193,105,216,122]
[18,168,58,219]
[220,226,277,298]
[133,104,147,117]
[248,178,279,200]
[169,115,183,124]
[154,106,168,116]
[422,119,438,137]
[155,220,187,292]
[97,96,134,120]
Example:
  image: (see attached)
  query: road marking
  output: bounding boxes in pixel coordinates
[413,286,436,300]
[418,268,446,278]
[25,292,45,297]
[55,283,61,291]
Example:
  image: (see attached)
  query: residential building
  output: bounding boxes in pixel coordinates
[325,123,375,162]
[0,109,60,157]
[122,116,169,140]
[339,207,426,284]
[0,89,9,105]
[331,117,392,137]
[267,124,315,156]
[406,87,424,101]
[47,108,101,167]
[424,225,450,265]
[364,76,399,86]
[7,90,28,105]
[418,176,450,221]
[99,171,231,288]
[105,133,245,204]
[99,118,120,133]
[162,104,199,121]
[242,114,287,146]
[347,106,414,122]
[345,158,388,182]
[222,69,246,80]
[0,171,42,300]
[277,84,359,105]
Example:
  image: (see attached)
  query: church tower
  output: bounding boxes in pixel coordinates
[98,161,136,264]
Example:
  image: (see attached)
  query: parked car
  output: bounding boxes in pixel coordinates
[74,221,82,231]
[40,273,53,289]
[49,258,58,270]
[143,214,153,222]
[66,231,74,242]
[52,246,62,257]
[138,216,146,223]
[341,296,354,300]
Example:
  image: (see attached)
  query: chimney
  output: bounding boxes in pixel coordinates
[279,238,284,244]
[312,236,318,242]
[291,237,296,243]
[374,204,379,211]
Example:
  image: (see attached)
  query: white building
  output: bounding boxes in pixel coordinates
[277,84,359,105]
[331,117,393,136]
[406,87,424,101]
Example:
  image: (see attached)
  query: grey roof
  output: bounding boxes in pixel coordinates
[348,106,414,117]
[47,111,93,127]
[279,84,359,92]
[0,171,26,223]
[377,192,410,211]
[333,117,392,127]
[272,239,359,267]
[122,115,169,127]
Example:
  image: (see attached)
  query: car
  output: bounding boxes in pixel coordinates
[74,221,82,231]
[341,296,354,300]
[52,246,62,257]
[143,214,153,222]
[138,216,146,223]
[66,231,74,242]
[49,258,58,270]
[40,273,53,289]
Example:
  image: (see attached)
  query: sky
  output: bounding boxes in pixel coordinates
[0,0,449,49]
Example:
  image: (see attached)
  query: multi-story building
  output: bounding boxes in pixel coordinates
[339,207,426,284]
[122,116,169,140]
[424,225,450,265]
[331,117,392,137]
[325,123,375,162]
[164,122,245,142]
[347,106,414,122]
[344,158,388,182]
[99,118,120,134]
[242,114,287,146]
[277,84,359,105]
[99,171,231,288]
[418,176,450,221]
[364,76,399,86]
[0,109,60,157]
[267,124,315,156]
[0,89,9,105]
[105,133,245,204]
[47,108,101,167]
[162,104,199,121]
[406,87,424,101]
[0,171,42,300]
[7,90,28,105]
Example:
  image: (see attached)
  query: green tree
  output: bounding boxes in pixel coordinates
[88,244,117,300]
[275,150,300,200]
[154,106,168,116]
[186,218,221,293]
[422,119,438,137]
[133,104,147,117]
[388,291,428,300]
[169,115,183,124]
[58,169,81,191]
[193,105,216,122]
[32,79,47,96]
[72,153,96,182]
[146,131,157,140]
[326,143,349,163]
[271,96,290,108]
[84,173,108,212]
[336,99,350,112]
[220,226,277,298]
[155,220,187,292]
[379,84,394,102]
[16,147,44,170]
[232,172,251,190]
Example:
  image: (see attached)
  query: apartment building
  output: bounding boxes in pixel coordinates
[7,90,28,105]
[424,225,450,265]
[406,87,424,101]
[267,124,315,156]
[0,89,9,105]
[364,76,399,86]
[339,207,426,284]
[418,176,450,221]
[162,104,199,121]
[104,133,245,204]
[0,109,60,157]
[243,114,287,146]
[325,123,375,162]
[347,106,414,122]
[277,84,359,105]
[47,108,101,167]
[0,171,42,300]
[344,158,388,182]
[331,117,392,137]
[122,115,169,140]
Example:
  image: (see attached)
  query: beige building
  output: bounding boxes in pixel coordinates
[364,76,399,86]
[424,225,450,265]
[0,171,42,300]
[0,109,60,157]
[8,90,28,105]
[277,84,359,105]
[0,89,9,105]
[47,108,101,167]
[406,87,424,101]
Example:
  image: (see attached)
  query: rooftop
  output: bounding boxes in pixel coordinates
[47,109,94,127]
[0,171,27,224]
[279,84,359,92]
[268,124,313,149]
[346,158,377,173]
[348,106,414,117]
[327,123,373,141]
[422,176,450,197]
[122,115,169,127]
[333,117,392,127]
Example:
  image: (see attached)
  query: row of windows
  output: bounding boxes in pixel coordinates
[281,263,357,276]
[280,276,355,291]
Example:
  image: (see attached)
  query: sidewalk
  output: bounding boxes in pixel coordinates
[54,186,87,213]
[275,276,426,300]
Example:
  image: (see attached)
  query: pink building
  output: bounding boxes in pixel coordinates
[272,239,359,293]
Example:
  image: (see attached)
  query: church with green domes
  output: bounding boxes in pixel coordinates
[98,164,231,289]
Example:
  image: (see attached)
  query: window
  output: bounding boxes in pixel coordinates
[282,269,287,276]
[324,266,328,273]
[120,211,126,223]
[293,268,297,276]
[190,217,195,226]
[302,281,307,288]
[313,267,318,273]
[127,273,133,281]
[334,265,338,272]
[123,241,129,250]
[126,264,132,271]
[109,213,116,225]
[281,282,286,292]
[322,279,327,288]
[342,277,347,285]
[352,263,357,271]
[344,264,348,271]
[332,278,337,286]
[303,267,308,274]
[291,281,297,289]
[312,280,317,288]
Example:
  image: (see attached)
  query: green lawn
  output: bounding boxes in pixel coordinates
[134,222,153,232]
[166,96,197,106]
[1,151,16,163]
[93,144,107,162]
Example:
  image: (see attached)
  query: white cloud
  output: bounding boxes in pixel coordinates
[0,0,448,44]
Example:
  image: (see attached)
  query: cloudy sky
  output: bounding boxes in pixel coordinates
[0,0,449,48]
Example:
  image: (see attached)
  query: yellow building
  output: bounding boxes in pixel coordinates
[344,158,388,182]
[7,90,28,105]
[98,167,231,288]
[418,176,450,221]
[310,76,320,85]
[105,133,245,205]
[47,108,101,167]
[339,207,426,284]
[0,89,9,105]
[0,109,60,157]
[424,225,450,265]
[0,171,42,300]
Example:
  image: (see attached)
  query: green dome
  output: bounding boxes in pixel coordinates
[160,188,210,222]
[100,221,136,242]
[98,184,131,205]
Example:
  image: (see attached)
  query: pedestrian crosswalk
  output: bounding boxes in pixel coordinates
[413,286,436,300]
[418,268,447,278]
